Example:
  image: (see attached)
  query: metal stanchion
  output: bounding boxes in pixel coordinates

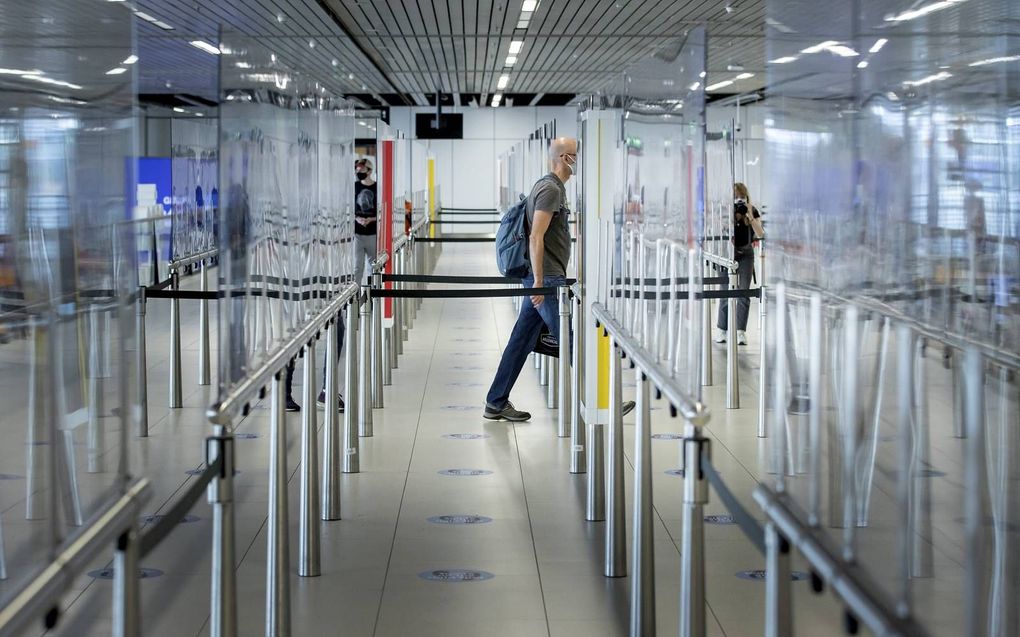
[539,354,548,384]
[807,293,823,525]
[951,350,966,438]
[605,335,626,576]
[208,433,237,637]
[87,304,104,474]
[559,287,573,443]
[299,341,321,577]
[764,523,792,637]
[169,270,183,408]
[679,424,708,637]
[322,321,342,518]
[199,260,211,386]
[910,336,933,578]
[757,286,768,437]
[136,290,149,438]
[385,322,395,384]
[266,373,291,637]
[962,346,986,637]
[371,271,384,408]
[630,368,655,636]
[726,286,740,409]
[548,353,559,410]
[358,291,373,437]
[569,294,586,474]
[343,301,361,473]
[112,525,141,637]
[701,271,713,387]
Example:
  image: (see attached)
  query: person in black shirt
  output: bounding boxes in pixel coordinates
[353,159,377,285]
[714,182,763,345]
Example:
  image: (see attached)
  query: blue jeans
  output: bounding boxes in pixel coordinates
[486,275,565,409]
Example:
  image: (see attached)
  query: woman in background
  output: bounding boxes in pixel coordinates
[714,182,764,345]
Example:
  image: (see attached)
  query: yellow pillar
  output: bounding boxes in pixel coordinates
[427,158,435,238]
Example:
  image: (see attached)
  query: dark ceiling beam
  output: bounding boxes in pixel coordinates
[314,0,414,105]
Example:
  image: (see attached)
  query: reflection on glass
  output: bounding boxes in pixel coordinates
[764,0,1018,633]
[217,32,355,399]
[0,0,138,603]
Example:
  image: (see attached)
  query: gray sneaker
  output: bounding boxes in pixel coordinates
[483,402,531,422]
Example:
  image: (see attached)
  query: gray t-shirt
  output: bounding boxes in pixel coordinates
[526,173,570,278]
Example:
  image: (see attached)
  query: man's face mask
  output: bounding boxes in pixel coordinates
[562,153,577,174]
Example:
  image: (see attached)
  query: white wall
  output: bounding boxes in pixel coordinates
[389,106,578,209]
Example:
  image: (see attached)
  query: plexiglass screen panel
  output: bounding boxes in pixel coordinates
[614,26,706,397]
[171,117,218,263]
[218,32,354,403]
[0,0,139,601]
[764,0,1019,633]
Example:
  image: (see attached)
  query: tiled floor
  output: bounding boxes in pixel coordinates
[0,241,988,636]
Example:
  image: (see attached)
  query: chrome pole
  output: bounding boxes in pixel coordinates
[951,349,966,438]
[199,260,211,386]
[764,523,792,637]
[0,515,5,580]
[586,419,605,521]
[962,347,986,637]
[26,320,45,520]
[540,354,548,384]
[548,355,558,409]
[299,341,321,577]
[266,374,291,637]
[136,290,149,438]
[910,337,933,578]
[321,321,342,518]
[605,335,627,577]
[87,304,104,473]
[630,368,655,636]
[358,291,373,437]
[208,433,237,637]
[678,424,707,637]
[112,525,141,637]
[371,271,384,408]
[895,322,914,613]
[385,324,394,385]
[757,286,767,437]
[841,305,861,558]
[560,287,574,444]
[169,269,183,408]
[701,268,713,387]
[726,283,739,409]
[807,293,823,525]
[343,302,361,473]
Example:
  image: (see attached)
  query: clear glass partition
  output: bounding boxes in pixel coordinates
[614,26,707,396]
[171,117,218,263]
[0,0,139,600]
[763,0,1019,633]
[218,31,354,399]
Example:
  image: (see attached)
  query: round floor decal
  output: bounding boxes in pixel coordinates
[652,434,684,440]
[736,569,808,581]
[441,405,477,411]
[419,569,494,582]
[140,514,201,525]
[438,469,493,477]
[234,432,259,439]
[446,382,485,388]
[427,515,493,525]
[441,433,490,440]
[89,568,164,580]
[664,469,685,477]
[705,515,736,525]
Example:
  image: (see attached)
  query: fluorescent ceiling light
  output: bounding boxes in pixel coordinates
[705,79,734,91]
[968,55,1020,67]
[689,81,701,90]
[801,40,838,54]
[236,62,252,69]
[122,55,138,65]
[885,0,967,22]
[517,19,530,28]
[133,11,158,22]
[196,113,204,117]
[106,67,128,75]
[769,56,798,64]
[153,21,174,30]
[505,56,518,65]
[190,40,221,55]
[522,0,538,11]
[173,107,185,113]
[509,40,523,54]
[903,71,951,87]
[22,74,82,90]
[857,60,869,69]
[699,71,706,78]
[828,44,859,57]
[735,72,755,80]
[869,38,888,53]
[0,68,42,75]
[497,74,509,89]
[492,93,503,106]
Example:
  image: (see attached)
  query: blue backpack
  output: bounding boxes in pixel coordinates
[495,193,531,278]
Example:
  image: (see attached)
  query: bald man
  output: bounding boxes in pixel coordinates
[484,138,577,422]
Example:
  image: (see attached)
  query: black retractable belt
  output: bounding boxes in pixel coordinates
[382,274,576,285]
[415,236,496,243]
[371,286,563,299]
